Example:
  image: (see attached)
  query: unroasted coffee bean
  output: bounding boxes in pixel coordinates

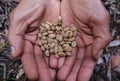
[50,49,54,53]
[44,44,49,50]
[47,38,53,43]
[42,36,47,40]
[38,16,77,58]
[71,27,77,31]
[41,40,47,44]
[44,50,50,56]
[48,31,53,34]
[54,46,58,54]
[64,46,72,52]
[46,22,52,26]
[66,52,71,56]
[49,42,56,48]
[58,52,65,57]
[42,32,48,36]
[41,46,45,51]
[45,24,50,30]
[68,37,75,42]
[49,34,56,38]
[63,44,70,47]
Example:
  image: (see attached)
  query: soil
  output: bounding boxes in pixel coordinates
[0,0,120,81]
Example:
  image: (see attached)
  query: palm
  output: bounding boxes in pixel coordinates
[57,0,111,81]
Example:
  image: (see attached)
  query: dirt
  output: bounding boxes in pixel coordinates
[0,0,120,81]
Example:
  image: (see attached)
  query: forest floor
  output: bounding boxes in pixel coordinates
[0,0,120,81]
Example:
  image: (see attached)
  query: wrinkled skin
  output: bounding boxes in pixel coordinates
[8,0,60,81]
[57,0,111,81]
[8,0,111,81]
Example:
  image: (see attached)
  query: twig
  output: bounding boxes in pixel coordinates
[0,63,7,81]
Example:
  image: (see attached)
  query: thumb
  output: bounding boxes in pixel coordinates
[90,12,111,60]
[8,4,45,58]
[8,24,25,58]
[92,24,111,61]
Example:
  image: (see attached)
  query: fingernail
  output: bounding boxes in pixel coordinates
[11,46,16,55]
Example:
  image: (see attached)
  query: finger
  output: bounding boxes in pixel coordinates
[8,34,24,58]
[66,48,85,81]
[58,57,65,69]
[49,55,58,69]
[77,46,96,81]
[44,56,57,81]
[49,67,57,81]
[21,40,39,81]
[57,48,77,81]
[42,0,60,23]
[34,45,52,81]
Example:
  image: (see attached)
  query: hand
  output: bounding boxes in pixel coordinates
[8,0,60,80]
[57,0,111,81]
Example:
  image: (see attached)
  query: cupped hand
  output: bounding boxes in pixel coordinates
[57,0,111,81]
[8,0,60,80]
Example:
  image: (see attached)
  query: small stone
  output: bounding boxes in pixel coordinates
[72,41,77,47]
